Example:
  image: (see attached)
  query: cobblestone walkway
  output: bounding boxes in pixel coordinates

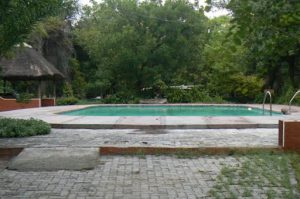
[0,155,298,199]
[0,128,277,148]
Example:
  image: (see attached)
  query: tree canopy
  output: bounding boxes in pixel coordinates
[1,0,300,104]
[0,0,66,55]
[75,0,208,97]
[224,0,300,91]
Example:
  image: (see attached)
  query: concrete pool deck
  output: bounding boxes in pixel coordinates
[1,104,300,129]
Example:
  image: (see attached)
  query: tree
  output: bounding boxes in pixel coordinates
[0,0,63,55]
[75,0,208,97]
[218,0,300,92]
[202,16,263,102]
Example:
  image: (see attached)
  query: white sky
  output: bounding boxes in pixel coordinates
[78,0,229,18]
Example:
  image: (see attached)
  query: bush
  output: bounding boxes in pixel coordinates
[62,82,74,97]
[212,73,264,103]
[69,58,87,99]
[165,88,192,103]
[56,97,79,105]
[76,98,103,105]
[0,118,51,137]
[102,92,140,104]
[16,93,34,103]
[275,85,300,105]
[85,83,103,98]
[229,74,264,102]
[165,87,224,103]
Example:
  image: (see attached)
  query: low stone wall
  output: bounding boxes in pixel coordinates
[0,97,40,112]
[278,120,300,151]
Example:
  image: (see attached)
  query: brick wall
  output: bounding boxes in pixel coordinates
[41,98,56,107]
[278,120,300,151]
[0,97,40,112]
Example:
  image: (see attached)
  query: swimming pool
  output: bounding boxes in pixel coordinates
[60,105,281,116]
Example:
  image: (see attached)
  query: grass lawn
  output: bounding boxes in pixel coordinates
[208,152,300,199]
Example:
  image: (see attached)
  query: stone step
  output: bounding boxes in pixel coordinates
[7,148,99,171]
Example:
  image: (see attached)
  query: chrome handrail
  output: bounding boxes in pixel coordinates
[289,90,300,113]
[262,90,272,116]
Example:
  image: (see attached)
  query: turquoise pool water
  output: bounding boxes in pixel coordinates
[61,105,281,116]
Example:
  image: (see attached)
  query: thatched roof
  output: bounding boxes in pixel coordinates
[0,47,64,81]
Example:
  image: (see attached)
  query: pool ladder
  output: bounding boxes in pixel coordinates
[289,90,300,113]
[262,90,272,116]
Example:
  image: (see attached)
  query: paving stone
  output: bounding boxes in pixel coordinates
[0,155,298,198]
[0,128,278,148]
[7,148,99,171]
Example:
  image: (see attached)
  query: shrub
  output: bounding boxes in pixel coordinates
[212,73,264,103]
[62,82,74,97]
[275,84,300,105]
[16,93,34,103]
[102,92,139,104]
[165,87,224,103]
[0,118,51,138]
[76,98,103,105]
[165,88,192,103]
[56,96,79,105]
[230,74,264,102]
[69,58,87,99]
[85,82,103,98]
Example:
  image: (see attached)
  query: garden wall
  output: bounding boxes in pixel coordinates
[279,120,300,151]
[0,97,56,111]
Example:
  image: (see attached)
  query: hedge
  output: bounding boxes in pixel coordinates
[0,118,51,137]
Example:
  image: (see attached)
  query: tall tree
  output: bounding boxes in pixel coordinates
[202,16,263,102]
[0,0,63,55]
[75,0,208,97]
[215,0,300,91]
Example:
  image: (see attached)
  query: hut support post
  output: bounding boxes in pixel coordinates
[38,80,42,107]
[53,80,56,105]
[3,80,6,93]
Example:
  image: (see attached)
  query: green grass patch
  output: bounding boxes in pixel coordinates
[290,153,300,191]
[0,118,51,137]
[208,153,296,199]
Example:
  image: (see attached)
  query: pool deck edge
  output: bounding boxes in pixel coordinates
[1,104,300,129]
[50,123,277,129]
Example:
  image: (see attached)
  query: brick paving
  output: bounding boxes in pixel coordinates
[0,128,291,198]
[0,155,298,199]
[0,128,277,148]
[0,156,244,199]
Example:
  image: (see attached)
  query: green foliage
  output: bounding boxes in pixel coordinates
[201,15,265,103]
[30,16,66,40]
[69,1,299,103]
[290,153,300,191]
[85,83,103,99]
[58,82,79,105]
[76,98,103,105]
[69,58,87,99]
[75,0,208,98]
[207,72,264,103]
[16,93,34,104]
[56,96,79,105]
[228,74,264,102]
[225,0,300,90]
[209,153,295,198]
[0,118,51,138]
[102,92,140,104]
[165,87,224,103]
[165,88,192,103]
[62,82,74,97]
[0,0,62,55]
[275,84,300,105]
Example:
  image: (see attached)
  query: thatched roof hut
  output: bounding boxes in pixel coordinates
[0,47,64,80]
